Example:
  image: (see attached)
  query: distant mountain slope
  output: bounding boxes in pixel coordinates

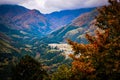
[0,4,97,55]
[0,5,51,36]
[11,9,51,34]
[0,5,29,18]
[0,5,96,36]
[0,5,98,57]
[0,4,74,65]
[0,5,98,78]
[45,8,95,30]
[41,9,98,43]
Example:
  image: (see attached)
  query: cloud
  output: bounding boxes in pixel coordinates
[0,0,24,4]
[0,0,108,14]
[44,0,108,10]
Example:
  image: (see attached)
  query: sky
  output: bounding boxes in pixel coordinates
[0,0,108,14]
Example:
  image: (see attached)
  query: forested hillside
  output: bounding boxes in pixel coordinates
[41,9,98,43]
[0,0,119,80]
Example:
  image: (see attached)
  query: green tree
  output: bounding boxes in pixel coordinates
[67,0,120,80]
[51,64,72,80]
[12,55,48,80]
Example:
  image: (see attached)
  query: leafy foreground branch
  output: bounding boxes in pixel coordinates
[67,0,120,80]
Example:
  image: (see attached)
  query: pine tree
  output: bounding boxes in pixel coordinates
[67,0,120,80]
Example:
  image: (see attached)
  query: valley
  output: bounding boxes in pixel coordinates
[0,0,119,80]
[0,4,97,80]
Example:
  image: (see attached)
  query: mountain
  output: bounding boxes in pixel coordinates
[0,5,74,78]
[0,5,95,37]
[41,9,98,43]
[0,5,51,37]
[0,5,29,18]
[0,5,51,72]
[0,5,98,79]
[11,9,51,34]
[0,4,98,57]
[0,5,98,62]
[0,5,96,37]
[45,8,95,30]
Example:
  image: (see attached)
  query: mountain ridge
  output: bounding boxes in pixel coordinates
[0,5,95,36]
[0,5,98,79]
[45,7,95,30]
[41,9,98,43]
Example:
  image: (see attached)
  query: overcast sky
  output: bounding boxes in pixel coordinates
[0,0,108,14]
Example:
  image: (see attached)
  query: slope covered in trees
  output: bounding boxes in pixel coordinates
[41,9,98,43]
[0,0,120,80]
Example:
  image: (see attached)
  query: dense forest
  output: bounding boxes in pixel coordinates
[0,0,120,80]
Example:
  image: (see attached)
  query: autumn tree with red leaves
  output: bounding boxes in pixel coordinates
[67,0,120,80]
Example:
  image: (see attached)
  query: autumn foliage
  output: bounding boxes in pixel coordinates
[67,0,120,80]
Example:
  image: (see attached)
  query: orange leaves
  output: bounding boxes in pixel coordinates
[72,61,95,74]
[69,54,80,61]
[67,39,99,56]
[68,28,110,77]
[85,33,95,43]
[67,0,120,79]
[86,44,98,54]
[85,29,110,53]
[95,29,109,47]
[67,39,88,54]
[86,29,110,50]
[108,19,115,25]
